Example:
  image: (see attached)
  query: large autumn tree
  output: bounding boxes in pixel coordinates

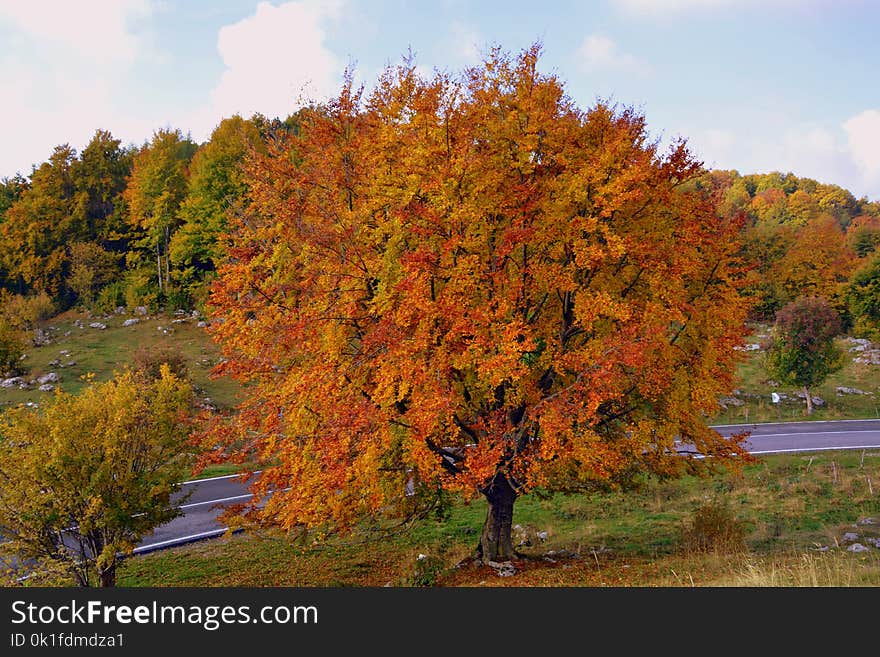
[205,46,750,563]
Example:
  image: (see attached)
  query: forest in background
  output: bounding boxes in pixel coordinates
[1,114,879,336]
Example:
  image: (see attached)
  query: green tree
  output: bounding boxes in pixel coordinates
[0,174,28,220]
[125,129,197,296]
[0,145,80,296]
[764,296,843,415]
[66,242,122,309]
[70,130,134,244]
[170,116,265,294]
[0,367,194,587]
[846,251,880,339]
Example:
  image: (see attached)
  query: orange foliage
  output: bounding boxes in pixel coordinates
[201,46,751,540]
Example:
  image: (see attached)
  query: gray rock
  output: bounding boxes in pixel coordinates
[836,386,871,396]
[1,377,22,388]
[197,321,208,328]
[171,318,186,324]
[174,309,187,316]
[854,351,880,365]
[36,372,59,384]
[842,532,860,544]
[134,306,148,316]
[487,561,516,577]
[847,543,869,553]
[719,396,745,407]
[867,538,880,548]
[857,517,875,525]
[846,338,872,351]
[31,328,51,346]
[38,384,55,392]
[48,359,61,367]
[114,306,126,315]
[536,530,549,542]
[66,361,76,367]
[191,310,200,318]
[89,322,106,330]
[795,391,824,406]
[122,318,140,327]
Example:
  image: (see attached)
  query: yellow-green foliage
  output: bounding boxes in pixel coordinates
[0,318,24,376]
[0,291,55,331]
[0,366,194,586]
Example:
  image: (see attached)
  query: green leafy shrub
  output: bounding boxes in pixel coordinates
[94,281,127,314]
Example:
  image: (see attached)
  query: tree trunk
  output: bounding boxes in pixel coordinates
[156,246,163,292]
[97,562,116,587]
[478,473,517,563]
[804,386,813,415]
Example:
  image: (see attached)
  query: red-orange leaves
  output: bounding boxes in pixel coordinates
[207,44,750,539]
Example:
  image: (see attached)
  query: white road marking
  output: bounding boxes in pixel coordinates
[748,445,880,455]
[180,470,262,486]
[746,430,880,438]
[179,494,253,509]
[711,419,880,429]
[133,528,230,553]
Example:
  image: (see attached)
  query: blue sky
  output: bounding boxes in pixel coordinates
[1,0,879,199]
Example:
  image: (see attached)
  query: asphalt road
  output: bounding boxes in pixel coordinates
[134,419,880,554]
[712,418,880,454]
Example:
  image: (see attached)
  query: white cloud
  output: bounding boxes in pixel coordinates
[613,0,834,14]
[0,0,155,66]
[0,0,159,177]
[685,113,880,200]
[198,0,344,134]
[577,34,649,75]
[844,110,880,186]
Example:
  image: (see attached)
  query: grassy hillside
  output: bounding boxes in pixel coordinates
[711,325,880,425]
[1,308,241,412]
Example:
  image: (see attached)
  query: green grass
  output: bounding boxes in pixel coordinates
[1,308,242,412]
[107,449,880,587]
[711,325,880,425]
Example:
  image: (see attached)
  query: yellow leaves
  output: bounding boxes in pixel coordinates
[574,290,631,327]
[0,367,195,585]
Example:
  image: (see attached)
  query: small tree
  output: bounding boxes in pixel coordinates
[0,318,25,377]
[0,366,194,586]
[764,296,843,414]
